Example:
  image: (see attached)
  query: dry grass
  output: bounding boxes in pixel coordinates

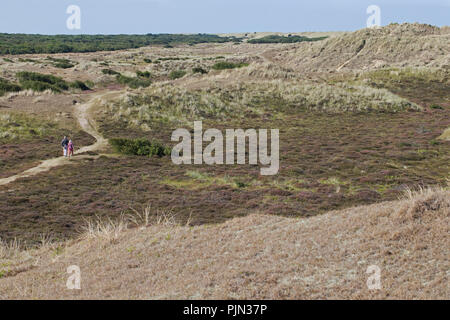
[102,79,421,132]
[0,238,22,260]
[0,187,448,299]
[80,214,129,243]
[274,23,450,73]
[80,205,179,243]
[438,127,450,141]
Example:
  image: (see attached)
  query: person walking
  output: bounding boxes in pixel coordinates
[61,136,69,157]
[67,139,74,158]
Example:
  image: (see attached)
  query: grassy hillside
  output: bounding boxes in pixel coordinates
[0,187,448,299]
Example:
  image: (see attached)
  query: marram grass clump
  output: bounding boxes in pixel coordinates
[106,80,422,130]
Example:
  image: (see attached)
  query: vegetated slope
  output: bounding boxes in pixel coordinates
[271,23,450,72]
[0,188,448,299]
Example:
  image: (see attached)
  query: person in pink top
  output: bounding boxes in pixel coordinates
[67,139,74,158]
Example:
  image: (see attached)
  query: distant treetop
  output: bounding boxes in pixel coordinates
[248,35,327,44]
[0,33,242,55]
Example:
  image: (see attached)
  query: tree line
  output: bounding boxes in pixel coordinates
[0,34,242,55]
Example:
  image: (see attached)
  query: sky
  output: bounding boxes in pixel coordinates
[0,0,448,34]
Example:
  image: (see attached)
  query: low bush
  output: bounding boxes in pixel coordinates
[136,71,151,78]
[102,68,120,75]
[192,67,207,74]
[116,74,151,89]
[109,138,171,157]
[0,77,22,96]
[46,56,75,69]
[16,71,69,92]
[69,80,90,91]
[248,35,327,44]
[54,61,74,69]
[169,70,187,80]
[212,61,248,70]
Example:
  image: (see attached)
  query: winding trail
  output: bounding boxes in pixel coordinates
[0,90,121,186]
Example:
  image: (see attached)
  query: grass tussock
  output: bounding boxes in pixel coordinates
[80,214,129,243]
[0,238,22,260]
[395,186,450,221]
[80,205,179,243]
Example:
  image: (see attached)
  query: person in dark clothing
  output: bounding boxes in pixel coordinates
[61,136,69,157]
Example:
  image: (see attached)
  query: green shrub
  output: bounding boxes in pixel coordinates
[69,80,90,91]
[136,71,151,78]
[212,61,248,70]
[234,180,249,188]
[109,138,171,157]
[53,61,74,69]
[169,70,187,80]
[46,56,75,68]
[116,74,151,89]
[192,67,207,74]
[430,139,440,145]
[85,80,95,88]
[19,80,59,92]
[0,77,22,96]
[102,68,120,75]
[143,58,152,63]
[248,35,327,44]
[430,104,443,110]
[16,71,69,92]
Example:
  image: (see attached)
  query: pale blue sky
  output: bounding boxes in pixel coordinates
[0,0,448,34]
